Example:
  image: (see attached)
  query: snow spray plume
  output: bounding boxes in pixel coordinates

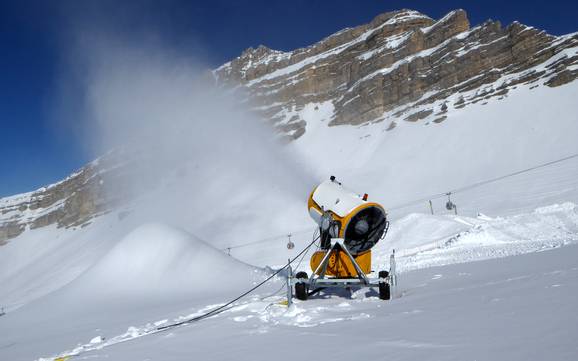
[62,35,317,246]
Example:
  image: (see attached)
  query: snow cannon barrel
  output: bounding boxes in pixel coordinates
[308,177,388,255]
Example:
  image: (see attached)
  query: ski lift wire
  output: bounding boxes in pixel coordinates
[389,152,578,211]
[222,227,313,251]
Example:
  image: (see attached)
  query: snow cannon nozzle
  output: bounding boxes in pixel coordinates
[329,175,341,185]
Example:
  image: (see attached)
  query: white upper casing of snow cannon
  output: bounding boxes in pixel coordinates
[307,177,388,255]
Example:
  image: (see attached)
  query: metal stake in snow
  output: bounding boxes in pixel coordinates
[390,250,397,298]
[286,259,293,307]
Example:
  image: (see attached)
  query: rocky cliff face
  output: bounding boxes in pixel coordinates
[0,154,124,244]
[214,9,578,139]
[1,8,577,244]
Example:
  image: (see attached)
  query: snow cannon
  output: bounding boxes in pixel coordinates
[292,176,392,301]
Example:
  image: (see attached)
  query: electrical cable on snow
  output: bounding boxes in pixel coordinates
[156,233,320,331]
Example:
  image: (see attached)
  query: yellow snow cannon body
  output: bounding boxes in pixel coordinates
[307,176,388,278]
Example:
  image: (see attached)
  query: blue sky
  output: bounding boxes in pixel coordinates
[1,0,577,197]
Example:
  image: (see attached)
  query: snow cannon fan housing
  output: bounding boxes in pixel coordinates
[308,178,388,253]
[307,177,389,277]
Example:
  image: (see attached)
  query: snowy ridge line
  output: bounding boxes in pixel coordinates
[389,152,578,211]
[244,10,430,87]
[39,236,320,361]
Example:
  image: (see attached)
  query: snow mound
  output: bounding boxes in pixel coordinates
[375,203,578,272]
[75,223,256,299]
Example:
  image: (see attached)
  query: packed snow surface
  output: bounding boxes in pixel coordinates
[81,243,576,361]
[1,203,577,360]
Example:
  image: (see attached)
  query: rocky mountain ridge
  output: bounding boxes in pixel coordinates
[214,9,578,138]
[1,8,577,244]
[0,151,140,243]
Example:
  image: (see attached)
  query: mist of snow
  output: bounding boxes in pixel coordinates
[59,35,317,246]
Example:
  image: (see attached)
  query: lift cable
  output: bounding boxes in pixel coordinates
[222,227,313,251]
[450,152,578,194]
[389,152,578,211]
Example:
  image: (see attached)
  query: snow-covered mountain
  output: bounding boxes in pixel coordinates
[214,9,577,137]
[1,9,577,245]
[1,8,578,361]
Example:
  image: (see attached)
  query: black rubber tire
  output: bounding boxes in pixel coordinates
[295,272,309,301]
[378,270,391,300]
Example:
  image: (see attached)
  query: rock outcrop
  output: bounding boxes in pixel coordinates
[0,155,118,243]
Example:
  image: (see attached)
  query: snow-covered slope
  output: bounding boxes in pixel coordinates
[2,210,577,360]
[375,203,578,271]
[50,243,578,361]
[1,202,577,361]
[0,219,259,312]
[293,75,578,221]
[2,91,575,359]
[79,243,578,361]
[0,222,262,361]
[64,223,256,300]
